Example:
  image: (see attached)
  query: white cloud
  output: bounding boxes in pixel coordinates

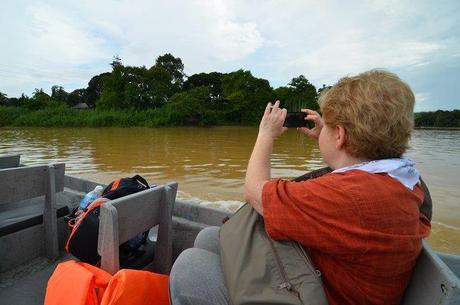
[26,4,109,65]
[0,2,112,95]
[197,0,263,61]
[235,1,450,87]
[415,92,431,103]
[72,0,264,69]
[0,0,458,111]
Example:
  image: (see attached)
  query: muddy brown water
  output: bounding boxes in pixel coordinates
[1,127,459,254]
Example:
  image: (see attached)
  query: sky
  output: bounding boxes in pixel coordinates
[0,0,459,112]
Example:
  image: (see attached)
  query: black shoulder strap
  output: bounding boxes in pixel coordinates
[132,175,150,189]
[418,177,432,221]
[292,167,432,221]
[292,167,332,182]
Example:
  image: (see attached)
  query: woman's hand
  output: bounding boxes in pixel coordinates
[259,100,288,139]
[297,109,324,141]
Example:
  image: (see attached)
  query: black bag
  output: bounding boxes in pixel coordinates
[65,175,151,266]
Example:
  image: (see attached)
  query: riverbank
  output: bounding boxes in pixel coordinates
[1,106,459,128]
[415,126,460,130]
[0,106,236,128]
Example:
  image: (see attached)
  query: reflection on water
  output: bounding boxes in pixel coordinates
[0,127,459,254]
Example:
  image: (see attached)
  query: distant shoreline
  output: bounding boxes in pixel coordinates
[1,106,459,129]
[415,127,460,131]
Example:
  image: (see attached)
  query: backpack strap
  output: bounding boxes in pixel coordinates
[65,198,109,253]
[292,166,332,182]
[110,179,122,191]
[418,177,432,221]
[132,175,150,188]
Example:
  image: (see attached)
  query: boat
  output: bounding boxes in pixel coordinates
[0,155,459,305]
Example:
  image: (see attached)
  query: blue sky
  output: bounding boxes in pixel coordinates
[0,0,459,111]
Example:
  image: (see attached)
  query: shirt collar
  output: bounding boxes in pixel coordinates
[332,158,420,190]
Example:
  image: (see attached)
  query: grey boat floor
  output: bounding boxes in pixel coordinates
[0,252,73,305]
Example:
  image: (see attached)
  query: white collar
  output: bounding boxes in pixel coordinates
[333,158,420,190]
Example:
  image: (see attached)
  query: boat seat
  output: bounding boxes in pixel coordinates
[0,201,69,237]
[438,252,460,278]
[98,182,177,275]
[0,154,20,169]
[401,240,460,305]
[0,164,65,262]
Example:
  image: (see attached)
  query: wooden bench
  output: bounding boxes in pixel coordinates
[0,154,20,169]
[0,164,65,269]
[401,240,460,305]
[98,182,178,275]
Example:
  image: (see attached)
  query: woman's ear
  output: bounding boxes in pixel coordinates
[335,125,346,150]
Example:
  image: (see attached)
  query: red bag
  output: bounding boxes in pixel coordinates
[44,260,169,305]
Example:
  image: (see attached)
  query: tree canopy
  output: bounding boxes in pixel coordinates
[0,92,7,106]
[24,54,460,127]
[275,75,318,112]
[415,110,460,128]
[0,53,320,125]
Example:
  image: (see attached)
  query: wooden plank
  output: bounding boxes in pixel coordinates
[0,154,20,169]
[0,163,65,205]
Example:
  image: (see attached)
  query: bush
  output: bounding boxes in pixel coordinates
[0,107,24,127]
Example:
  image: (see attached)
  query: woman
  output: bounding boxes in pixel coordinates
[170,69,431,305]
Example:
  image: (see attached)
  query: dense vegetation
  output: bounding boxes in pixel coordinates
[0,54,322,127]
[414,110,460,128]
[1,54,457,128]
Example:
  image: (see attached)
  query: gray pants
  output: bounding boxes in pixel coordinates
[170,226,230,305]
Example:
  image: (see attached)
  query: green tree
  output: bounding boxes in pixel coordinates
[98,60,125,109]
[67,89,86,107]
[167,86,217,125]
[27,89,51,110]
[17,94,29,107]
[414,110,460,127]
[154,53,185,91]
[318,84,331,95]
[146,65,175,108]
[51,86,69,103]
[184,72,225,101]
[0,92,7,106]
[111,55,122,68]
[86,73,110,108]
[7,97,19,106]
[221,70,275,124]
[275,75,318,111]
[98,55,175,110]
[123,66,153,109]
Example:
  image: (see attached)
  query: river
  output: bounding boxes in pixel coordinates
[0,127,459,254]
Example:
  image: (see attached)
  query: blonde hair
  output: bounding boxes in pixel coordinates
[319,69,415,160]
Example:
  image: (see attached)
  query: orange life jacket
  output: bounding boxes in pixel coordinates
[44,260,169,305]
